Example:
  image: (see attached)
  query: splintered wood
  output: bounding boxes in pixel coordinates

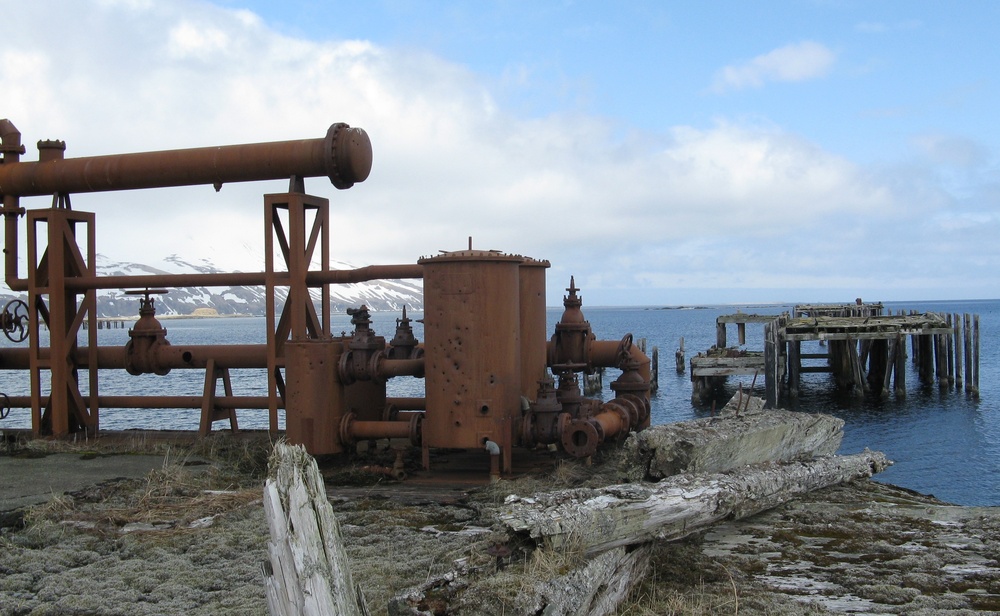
[262,442,370,616]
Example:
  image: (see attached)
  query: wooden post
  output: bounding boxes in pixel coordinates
[716,321,727,349]
[954,313,963,390]
[674,337,685,374]
[763,321,778,408]
[847,337,865,397]
[973,314,980,398]
[946,314,955,386]
[262,442,370,616]
[893,333,906,398]
[788,339,801,398]
[918,335,934,385]
[964,314,973,393]
[737,322,746,346]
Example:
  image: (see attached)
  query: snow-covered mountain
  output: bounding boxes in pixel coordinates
[0,254,423,318]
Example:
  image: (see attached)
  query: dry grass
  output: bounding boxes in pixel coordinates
[13,433,272,535]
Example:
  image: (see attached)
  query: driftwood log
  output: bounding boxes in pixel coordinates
[501,450,891,556]
[392,452,891,616]
[616,395,844,482]
[262,442,370,616]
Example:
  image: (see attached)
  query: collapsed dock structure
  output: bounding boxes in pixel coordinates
[691,302,980,406]
[0,119,653,475]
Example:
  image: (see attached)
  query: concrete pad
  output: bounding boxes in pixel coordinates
[0,453,170,511]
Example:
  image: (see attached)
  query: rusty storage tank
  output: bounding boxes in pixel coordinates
[418,250,523,455]
[519,257,550,401]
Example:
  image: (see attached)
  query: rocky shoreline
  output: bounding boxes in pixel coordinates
[1,436,998,615]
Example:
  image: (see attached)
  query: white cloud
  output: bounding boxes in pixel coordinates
[912,134,989,168]
[711,41,836,93]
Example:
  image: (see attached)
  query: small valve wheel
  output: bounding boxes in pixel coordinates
[1,299,29,343]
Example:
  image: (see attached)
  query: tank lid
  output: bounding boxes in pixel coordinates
[418,249,525,264]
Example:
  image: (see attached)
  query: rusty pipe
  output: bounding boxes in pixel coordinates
[60,263,424,292]
[376,357,425,379]
[1,119,25,291]
[0,344,270,370]
[0,123,371,197]
[3,395,279,409]
[340,412,420,446]
[590,339,652,386]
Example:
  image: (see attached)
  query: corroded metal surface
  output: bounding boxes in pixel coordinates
[0,119,653,475]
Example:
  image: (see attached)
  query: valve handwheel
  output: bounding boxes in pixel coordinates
[2,299,29,343]
[616,333,634,367]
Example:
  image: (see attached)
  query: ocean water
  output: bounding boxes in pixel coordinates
[1,300,997,506]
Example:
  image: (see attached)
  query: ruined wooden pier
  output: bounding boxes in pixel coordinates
[691,303,981,406]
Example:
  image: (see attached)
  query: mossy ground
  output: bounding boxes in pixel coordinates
[2,436,998,615]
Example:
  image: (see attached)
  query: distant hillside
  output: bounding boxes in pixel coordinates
[0,255,423,318]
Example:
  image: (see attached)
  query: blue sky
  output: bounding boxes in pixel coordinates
[2,1,998,305]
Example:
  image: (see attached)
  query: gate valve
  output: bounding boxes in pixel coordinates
[1,299,29,343]
[552,366,587,419]
[550,277,594,371]
[338,305,386,383]
[387,306,422,360]
[522,377,566,446]
[124,288,171,376]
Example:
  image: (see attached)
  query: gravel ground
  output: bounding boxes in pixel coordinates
[2,438,999,615]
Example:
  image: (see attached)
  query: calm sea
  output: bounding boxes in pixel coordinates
[1,299,997,506]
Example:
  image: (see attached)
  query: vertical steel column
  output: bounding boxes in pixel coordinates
[265,191,330,434]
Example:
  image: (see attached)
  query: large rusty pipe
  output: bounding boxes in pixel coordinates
[0,344,270,370]
[0,123,372,197]
[376,357,425,379]
[1,119,25,291]
[589,339,652,385]
[60,263,423,291]
[4,395,279,409]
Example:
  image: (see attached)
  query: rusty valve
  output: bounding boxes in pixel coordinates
[1,299,28,343]
[338,305,386,384]
[124,289,171,376]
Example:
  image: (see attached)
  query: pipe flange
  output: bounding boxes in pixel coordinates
[339,412,357,445]
[325,123,373,190]
[337,350,356,385]
[561,419,599,458]
[408,413,422,447]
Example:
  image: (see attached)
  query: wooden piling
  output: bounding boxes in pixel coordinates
[675,337,685,374]
[973,314,980,398]
[787,339,801,398]
[954,313,963,389]
[893,333,906,398]
[964,314,973,393]
[716,321,727,349]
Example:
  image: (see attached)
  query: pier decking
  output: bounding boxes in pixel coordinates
[691,303,980,406]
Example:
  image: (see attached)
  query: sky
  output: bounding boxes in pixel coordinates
[1,0,998,306]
